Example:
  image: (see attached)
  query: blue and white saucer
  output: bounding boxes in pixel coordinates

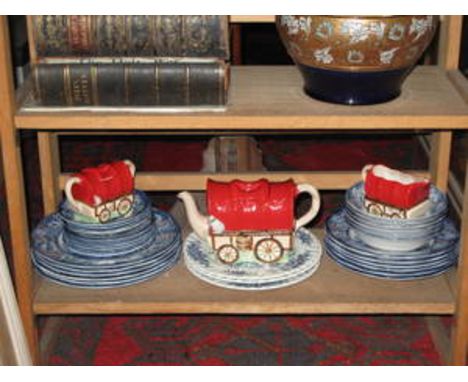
[183,228,322,290]
[325,209,459,280]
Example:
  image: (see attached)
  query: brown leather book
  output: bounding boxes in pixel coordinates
[31,59,229,107]
[31,16,230,59]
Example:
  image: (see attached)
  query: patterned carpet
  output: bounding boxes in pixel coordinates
[46,315,441,366]
[11,133,451,365]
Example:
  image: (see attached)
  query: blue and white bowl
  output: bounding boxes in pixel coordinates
[59,190,152,238]
[344,182,448,251]
[325,209,459,280]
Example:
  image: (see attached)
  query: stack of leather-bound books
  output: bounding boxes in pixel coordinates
[23,16,230,110]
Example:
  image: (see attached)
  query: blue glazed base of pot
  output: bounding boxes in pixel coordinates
[297,64,412,105]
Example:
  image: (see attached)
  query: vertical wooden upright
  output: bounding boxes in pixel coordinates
[451,160,468,365]
[37,132,62,214]
[26,16,63,215]
[0,16,39,363]
[434,15,468,365]
[430,16,463,191]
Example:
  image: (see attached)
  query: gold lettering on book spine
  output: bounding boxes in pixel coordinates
[81,73,91,105]
[70,68,92,105]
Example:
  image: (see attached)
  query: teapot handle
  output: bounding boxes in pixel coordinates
[64,177,82,211]
[123,159,136,177]
[295,184,321,229]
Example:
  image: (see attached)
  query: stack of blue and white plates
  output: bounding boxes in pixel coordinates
[31,191,181,288]
[325,182,459,280]
[184,228,322,290]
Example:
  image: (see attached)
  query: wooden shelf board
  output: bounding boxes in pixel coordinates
[230,16,275,23]
[58,170,430,191]
[33,231,456,316]
[15,66,468,131]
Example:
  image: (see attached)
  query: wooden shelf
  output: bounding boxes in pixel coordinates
[58,170,430,191]
[230,16,275,23]
[15,66,468,131]
[33,230,456,316]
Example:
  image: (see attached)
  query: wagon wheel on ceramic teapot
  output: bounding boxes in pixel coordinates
[366,202,384,217]
[117,196,133,217]
[217,244,240,264]
[390,211,404,219]
[254,238,284,263]
[97,207,112,223]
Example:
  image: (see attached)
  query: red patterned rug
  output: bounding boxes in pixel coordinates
[19,133,446,365]
[46,315,441,366]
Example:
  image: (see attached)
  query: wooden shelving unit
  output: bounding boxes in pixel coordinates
[1,15,468,365]
[15,66,468,130]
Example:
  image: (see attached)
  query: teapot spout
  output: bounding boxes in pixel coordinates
[177,191,210,240]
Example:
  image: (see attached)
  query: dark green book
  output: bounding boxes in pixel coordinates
[31,59,229,107]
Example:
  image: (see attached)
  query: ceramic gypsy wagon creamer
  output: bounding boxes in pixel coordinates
[65,159,136,223]
[362,164,430,219]
[178,179,320,264]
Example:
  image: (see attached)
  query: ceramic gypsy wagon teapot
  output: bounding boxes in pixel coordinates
[178,178,320,264]
[65,159,136,223]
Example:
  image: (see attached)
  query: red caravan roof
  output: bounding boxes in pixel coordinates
[364,167,429,209]
[71,161,134,206]
[207,179,297,232]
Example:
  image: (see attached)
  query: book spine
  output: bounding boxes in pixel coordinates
[31,16,230,59]
[32,61,228,107]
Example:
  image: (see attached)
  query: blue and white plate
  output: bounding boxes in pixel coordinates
[183,228,322,290]
[31,208,182,288]
[185,258,320,291]
[325,209,458,280]
[33,255,180,289]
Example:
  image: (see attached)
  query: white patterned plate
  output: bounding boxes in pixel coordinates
[183,228,322,289]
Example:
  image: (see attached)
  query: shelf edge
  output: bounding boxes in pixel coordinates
[33,301,455,315]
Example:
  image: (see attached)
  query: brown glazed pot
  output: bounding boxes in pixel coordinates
[276,16,437,105]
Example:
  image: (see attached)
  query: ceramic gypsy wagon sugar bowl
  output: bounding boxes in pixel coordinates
[362,164,431,219]
[344,164,448,252]
[64,159,136,223]
[276,16,437,105]
[178,178,321,264]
